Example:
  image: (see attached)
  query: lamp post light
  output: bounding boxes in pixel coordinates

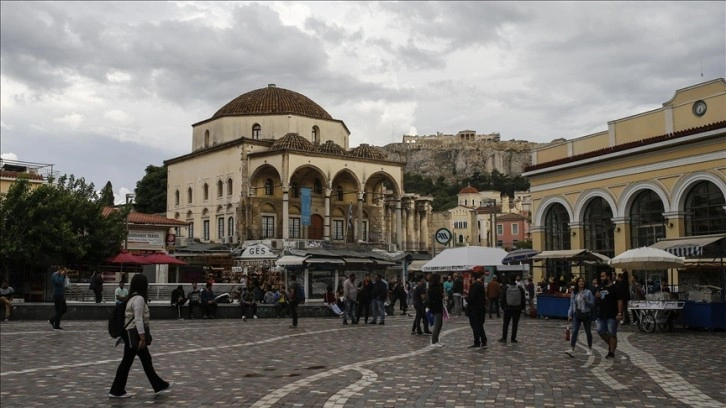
[124,193,136,250]
[484,198,497,248]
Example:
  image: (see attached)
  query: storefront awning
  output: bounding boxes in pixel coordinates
[343,257,374,264]
[408,260,429,271]
[650,234,726,257]
[372,259,396,266]
[276,255,307,266]
[305,257,345,265]
[531,249,610,263]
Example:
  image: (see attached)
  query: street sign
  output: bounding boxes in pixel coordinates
[434,228,452,246]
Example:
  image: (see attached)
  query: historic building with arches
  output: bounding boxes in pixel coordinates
[165,84,432,251]
[524,78,726,284]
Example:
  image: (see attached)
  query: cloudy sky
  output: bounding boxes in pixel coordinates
[1,1,724,204]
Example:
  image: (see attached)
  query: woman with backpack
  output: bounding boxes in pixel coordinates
[109,274,172,398]
[565,277,595,357]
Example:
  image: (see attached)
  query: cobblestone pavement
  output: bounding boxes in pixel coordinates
[1,314,725,407]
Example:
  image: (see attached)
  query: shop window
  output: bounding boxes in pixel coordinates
[544,203,570,250]
[685,181,726,236]
[629,190,665,247]
[583,197,615,258]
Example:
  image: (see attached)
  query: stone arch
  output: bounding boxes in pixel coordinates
[573,189,618,224]
[289,164,329,193]
[671,171,726,213]
[618,181,671,218]
[533,196,574,227]
[364,171,402,203]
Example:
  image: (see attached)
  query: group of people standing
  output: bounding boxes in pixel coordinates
[341,272,390,325]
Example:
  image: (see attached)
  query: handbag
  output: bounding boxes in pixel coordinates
[127,326,152,350]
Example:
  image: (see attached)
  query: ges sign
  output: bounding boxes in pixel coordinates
[241,244,272,259]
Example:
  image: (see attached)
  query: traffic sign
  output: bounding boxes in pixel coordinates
[434,228,452,246]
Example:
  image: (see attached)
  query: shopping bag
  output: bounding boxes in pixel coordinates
[564,326,571,341]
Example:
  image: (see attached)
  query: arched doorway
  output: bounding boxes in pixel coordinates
[309,214,324,240]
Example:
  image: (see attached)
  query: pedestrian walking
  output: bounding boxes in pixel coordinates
[342,274,358,325]
[49,267,68,330]
[411,275,431,335]
[487,276,501,318]
[499,275,525,343]
[428,273,445,347]
[565,277,594,356]
[288,275,301,328]
[466,271,487,348]
[109,274,172,398]
[369,274,387,325]
[595,271,625,359]
[452,273,463,316]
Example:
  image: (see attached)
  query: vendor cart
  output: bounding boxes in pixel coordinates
[629,299,685,333]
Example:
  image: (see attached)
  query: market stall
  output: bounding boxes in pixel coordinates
[531,249,611,318]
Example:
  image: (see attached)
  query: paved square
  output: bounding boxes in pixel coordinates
[1,314,725,407]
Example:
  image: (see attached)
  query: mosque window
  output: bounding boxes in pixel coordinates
[312,126,320,144]
[227,178,233,196]
[217,180,223,198]
[203,183,209,201]
[336,185,344,201]
[175,190,180,206]
[204,130,210,147]
[314,178,323,194]
[187,187,193,204]
[264,178,274,195]
[252,124,261,139]
[291,181,299,198]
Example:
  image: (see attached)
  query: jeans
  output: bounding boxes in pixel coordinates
[412,304,429,333]
[453,294,463,316]
[109,337,168,395]
[50,294,66,328]
[571,315,593,348]
[371,299,385,323]
[431,313,443,343]
[276,302,288,318]
[188,301,201,318]
[489,298,500,317]
[468,312,486,346]
[241,302,257,318]
[344,299,357,323]
[357,301,370,323]
[502,307,521,340]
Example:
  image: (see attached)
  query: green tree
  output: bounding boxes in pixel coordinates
[134,164,167,213]
[99,181,115,206]
[0,175,127,271]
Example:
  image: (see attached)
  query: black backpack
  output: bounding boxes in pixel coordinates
[108,294,137,345]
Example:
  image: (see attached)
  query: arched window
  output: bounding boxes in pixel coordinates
[314,178,323,194]
[174,189,180,206]
[187,187,193,204]
[204,130,210,147]
[583,197,614,258]
[458,234,464,244]
[291,181,299,198]
[203,183,209,201]
[629,190,665,247]
[544,204,570,251]
[336,185,344,201]
[227,178,233,196]
[228,216,234,237]
[264,178,274,195]
[217,180,223,198]
[252,124,261,139]
[685,181,726,236]
[312,126,320,144]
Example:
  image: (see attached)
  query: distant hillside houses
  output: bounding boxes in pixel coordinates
[402,129,501,144]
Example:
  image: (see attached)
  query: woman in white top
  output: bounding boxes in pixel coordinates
[109,274,171,398]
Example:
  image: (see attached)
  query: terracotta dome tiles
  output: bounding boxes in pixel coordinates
[348,144,387,160]
[212,84,333,120]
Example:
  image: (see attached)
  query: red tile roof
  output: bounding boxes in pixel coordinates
[102,207,189,226]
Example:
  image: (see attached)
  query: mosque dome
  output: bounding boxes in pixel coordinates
[348,144,387,160]
[212,84,333,120]
[270,133,317,153]
[459,185,479,194]
[317,140,347,156]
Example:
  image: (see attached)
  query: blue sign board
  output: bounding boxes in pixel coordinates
[300,187,311,225]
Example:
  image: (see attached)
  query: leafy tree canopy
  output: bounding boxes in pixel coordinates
[134,164,167,214]
[0,175,127,271]
[403,170,530,212]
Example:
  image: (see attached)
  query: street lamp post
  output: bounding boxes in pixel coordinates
[124,193,135,250]
[484,198,497,248]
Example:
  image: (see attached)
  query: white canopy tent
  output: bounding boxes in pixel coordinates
[422,246,508,272]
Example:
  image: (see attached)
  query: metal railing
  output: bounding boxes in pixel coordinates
[66,283,244,303]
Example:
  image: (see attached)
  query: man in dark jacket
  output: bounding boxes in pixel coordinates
[411,275,431,335]
[171,285,187,319]
[356,274,373,324]
[369,274,387,325]
[466,272,487,348]
[500,275,526,343]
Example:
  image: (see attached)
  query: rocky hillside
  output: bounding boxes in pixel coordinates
[380,140,541,184]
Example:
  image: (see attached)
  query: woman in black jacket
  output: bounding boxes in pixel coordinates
[427,273,445,347]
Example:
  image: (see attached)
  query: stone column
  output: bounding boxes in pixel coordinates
[406,200,414,251]
[324,188,331,241]
[282,186,289,239]
[357,191,364,242]
[419,202,430,252]
[395,198,403,250]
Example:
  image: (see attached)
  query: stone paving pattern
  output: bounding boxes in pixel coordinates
[1,313,725,407]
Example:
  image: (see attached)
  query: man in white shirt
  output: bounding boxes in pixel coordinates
[115,281,129,305]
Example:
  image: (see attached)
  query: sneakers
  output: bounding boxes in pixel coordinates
[565,349,574,357]
[431,343,444,348]
[3,318,8,322]
[253,315,258,319]
[155,382,174,395]
[511,339,518,343]
[109,393,132,399]
[606,351,615,359]
[586,349,593,356]
[48,319,55,329]
[242,316,247,321]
